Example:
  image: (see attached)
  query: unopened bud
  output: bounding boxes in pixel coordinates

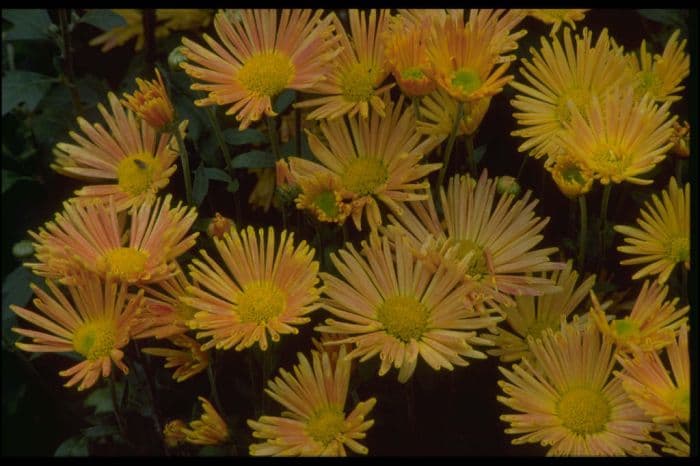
[12,240,34,259]
[207,213,235,239]
[670,121,690,158]
[168,46,188,72]
[496,176,521,196]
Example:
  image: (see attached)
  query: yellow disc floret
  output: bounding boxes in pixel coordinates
[237,52,295,98]
[305,406,346,446]
[117,152,156,196]
[102,247,149,281]
[73,320,117,360]
[557,387,611,435]
[341,62,377,103]
[376,295,429,342]
[341,157,388,196]
[236,280,286,324]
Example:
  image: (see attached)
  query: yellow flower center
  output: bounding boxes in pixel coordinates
[341,157,388,196]
[73,320,116,360]
[117,152,156,197]
[236,280,286,324]
[306,406,346,446]
[313,190,340,219]
[555,87,590,126]
[341,62,377,103]
[450,68,482,95]
[557,387,611,435]
[175,302,197,322]
[666,236,689,263]
[667,388,690,423]
[400,67,426,81]
[102,247,149,281]
[636,71,662,100]
[592,144,625,177]
[454,239,488,277]
[376,295,429,342]
[237,51,295,98]
[611,318,640,342]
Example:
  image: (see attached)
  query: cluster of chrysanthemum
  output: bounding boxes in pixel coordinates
[8,9,691,458]
[510,22,689,196]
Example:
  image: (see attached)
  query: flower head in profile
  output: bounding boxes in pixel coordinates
[185,226,322,352]
[615,177,689,283]
[207,212,235,240]
[248,347,376,456]
[510,27,628,161]
[590,280,688,354]
[317,234,502,383]
[290,95,441,231]
[528,9,589,36]
[52,93,178,212]
[294,172,353,225]
[497,320,656,456]
[248,168,277,212]
[122,68,175,131]
[626,30,689,103]
[547,153,594,199]
[386,171,563,307]
[11,272,143,391]
[416,88,492,142]
[181,10,339,130]
[557,87,676,185]
[486,260,595,363]
[26,195,198,286]
[384,13,435,97]
[163,419,188,448]
[295,9,392,120]
[670,121,690,158]
[180,397,230,445]
[142,334,210,382]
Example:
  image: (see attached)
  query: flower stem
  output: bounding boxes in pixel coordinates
[173,127,193,206]
[207,362,224,415]
[57,9,82,116]
[599,183,612,261]
[109,372,127,438]
[437,101,464,188]
[516,155,528,180]
[578,195,587,270]
[465,133,476,177]
[202,106,240,223]
[412,97,421,122]
[266,115,281,160]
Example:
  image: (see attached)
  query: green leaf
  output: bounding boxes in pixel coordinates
[203,167,232,183]
[222,128,268,146]
[2,70,55,115]
[230,150,275,169]
[198,445,228,456]
[54,435,89,457]
[273,89,296,114]
[2,266,42,346]
[2,9,52,41]
[637,9,686,28]
[84,384,123,414]
[226,179,240,194]
[473,145,487,165]
[2,169,33,194]
[79,9,127,31]
[192,164,210,206]
[82,424,119,439]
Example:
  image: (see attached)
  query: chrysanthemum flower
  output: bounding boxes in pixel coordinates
[27,195,198,285]
[510,28,629,161]
[207,212,235,240]
[386,171,563,307]
[384,13,435,97]
[316,234,502,383]
[294,172,353,225]
[131,266,198,340]
[626,30,689,103]
[295,9,392,120]
[142,334,210,382]
[290,95,441,231]
[486,260,595,363]
[615,323,689,426]
[497,320,656,456]
[660,428,690,457]
[181,397,230,445]
[547,152,594,198]
[557,87,676,185]
[122,68,175,131]
[89,9,212,53]
[163,419,188,448]
[416,88,492,141]
[528,9,589,36]
[590,280,688,353]
[615,177,690,283]
[247,347,376,456]
[670,121,690,158]
[185,226,322,352]
[465,9,528,61]
[11,272,143,391]
[427,10,521,103]
[181,10,340,130]
[52,93,178,212]
[248,168,276,212]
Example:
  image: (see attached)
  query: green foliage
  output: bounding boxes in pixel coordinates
[2,169,33,194]
[2,70,56,115]
[78,10,127,31]
[54,435,89,456]
[223,128,268,146]
[2,9,53,41]
[2,266,43,347]
[230,150,275,169]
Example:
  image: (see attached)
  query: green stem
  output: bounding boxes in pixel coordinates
[173,128,193,206]
[58,9,82,115]
[675,158,684,184]
[599,183,612,260]
[109,372,127,438]
[207,363,224,415]
[516,156,528,180]
[578,195,588,270]
[465,134,476,177]
[202,106,240,223]
[405,377,417,437]
[133,341,167,455]
[266,115,281,160]
[437,101,464,188]
[412,97,421,122]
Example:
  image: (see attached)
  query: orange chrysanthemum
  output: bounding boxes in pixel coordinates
[185,226,322,352]
[26,195,198,285]
[528,9,589,36]
[295,9,392,120]
[52,93,178,212]
[384,13,435,97]
[181,10,340,130]
[11,272,143,391]
[122,68,175,131]
[180,397,230,445]
[248,347,376,456]
[142,334,210,382]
